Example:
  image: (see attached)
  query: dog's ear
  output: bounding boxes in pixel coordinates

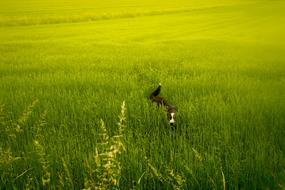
[151,84,161,97]
[173,105,178,112]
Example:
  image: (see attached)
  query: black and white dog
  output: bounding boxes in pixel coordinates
[149,84,178,126]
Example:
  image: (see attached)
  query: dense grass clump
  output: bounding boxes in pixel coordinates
[1,0,285,189]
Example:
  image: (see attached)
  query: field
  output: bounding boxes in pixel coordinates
[1,0,285,189]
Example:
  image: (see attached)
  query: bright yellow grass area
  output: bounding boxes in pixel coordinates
[0,0,256,26]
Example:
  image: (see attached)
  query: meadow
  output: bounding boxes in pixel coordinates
[1,0,285,189]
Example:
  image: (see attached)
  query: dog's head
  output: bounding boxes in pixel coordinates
[167,105,177,126]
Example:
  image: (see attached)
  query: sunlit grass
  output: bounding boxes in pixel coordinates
[0,0,285,189]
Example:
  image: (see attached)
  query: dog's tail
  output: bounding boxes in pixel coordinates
[150,84,161,97]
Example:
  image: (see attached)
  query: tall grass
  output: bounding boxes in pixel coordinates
[0,101,129,189]
[1,0,285,189]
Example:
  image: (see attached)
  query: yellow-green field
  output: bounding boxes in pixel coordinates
[1,0,285,189]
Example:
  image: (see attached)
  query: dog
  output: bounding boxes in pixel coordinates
[149,84,178,126]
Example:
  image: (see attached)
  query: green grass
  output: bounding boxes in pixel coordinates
[1,0,285,189]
